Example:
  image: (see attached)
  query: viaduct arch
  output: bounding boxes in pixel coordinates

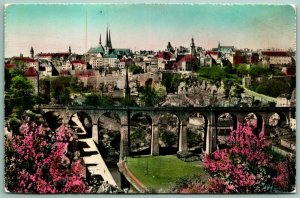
[40,105,295,160]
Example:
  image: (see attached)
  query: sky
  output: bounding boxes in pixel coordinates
[5,4,296,57]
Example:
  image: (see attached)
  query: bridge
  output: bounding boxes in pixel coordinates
[40,105,295,159]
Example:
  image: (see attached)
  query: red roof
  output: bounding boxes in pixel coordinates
[37,52,70,57]
[178,54,195,62]
[206,51,219,55]
[37,53,53,57]
[25,59,37,63]
[60,69,71,75]
[261,51,289,57]
[155,51,174,60]
[24,67,38,76]
[75,70,95,77]
[173,54,197,69]
[5,63,16,69]
[71,60,86,64]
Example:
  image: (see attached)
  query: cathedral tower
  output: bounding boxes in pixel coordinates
[30,47,34,58]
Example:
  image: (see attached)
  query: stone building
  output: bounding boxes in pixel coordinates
[24,67,39,94]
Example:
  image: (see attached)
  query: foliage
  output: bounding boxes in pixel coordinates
[121,95,138,107]
[178,125,294,193]
[197,67,226,82]
[249,77,295,98]
[139,85,164,107]
[83,93,115,106]
[131,128,145,140]
[177,179,208,193]
[4,61,26,91]
[9,76,34,97]
[5,68,25,90]
[128,64,144,74]
[186,129,199,148]
[49,76,85,105]
[161,73,184,93]
[204,125,292,193]
[235,64,271,77]
[6,75,40,116]
[5,122,89,193]
[153,83,167,99]
[160,130,177,147]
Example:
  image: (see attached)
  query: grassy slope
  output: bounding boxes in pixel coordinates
[126,155,208,191]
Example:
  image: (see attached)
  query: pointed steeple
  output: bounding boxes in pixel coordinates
[68,46,71,54]
[99,34,102,44]
[30,47,34,58]
[108,28,112,49]
[125,64,130,99]
[190,38,196,57]
[218,41,221,50]
[166,41,175,53]
[105,26,108,48]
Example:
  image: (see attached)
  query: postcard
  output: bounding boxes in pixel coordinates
[4,4,296,193]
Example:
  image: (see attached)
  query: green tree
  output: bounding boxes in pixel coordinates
[250,77,294,98]
[160,130,177,147]
[6,76,37,116]
[139,85,163,107]
[162,73,183,93]
[249,65,270,77]
[83,93,115,106]
[197,67,226,82]
[59,88,71,105]
[128,64,144,74]
[235,64,249,76]
[9,76,34,97]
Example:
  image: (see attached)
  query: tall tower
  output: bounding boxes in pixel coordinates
[190,38,196,57]
[166,41,175,53]
[68,46,72,54]
[30,47,34,58]
[108,28,112,49]
[105,26,109,53]
[124,64,130,103]
[99,33,102,44]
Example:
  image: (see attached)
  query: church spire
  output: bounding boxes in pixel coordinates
[30,47,34,58]
[124,64,130,101]
[99,33,102,44]
[105,26,108,47]
[190,38,196,57]
[108,28,112,49]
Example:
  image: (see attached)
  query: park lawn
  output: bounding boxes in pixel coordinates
[126,155,209,192]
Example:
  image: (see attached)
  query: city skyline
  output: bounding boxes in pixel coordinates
[5,4,296,57]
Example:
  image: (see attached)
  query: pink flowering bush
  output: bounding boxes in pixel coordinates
[5,122,89,193]
[178,124,294,193]
[204,124,293,193]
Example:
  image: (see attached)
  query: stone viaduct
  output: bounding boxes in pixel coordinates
[40,105,295,160]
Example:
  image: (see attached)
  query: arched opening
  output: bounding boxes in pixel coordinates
[158,113,179,155]
[268,112,294,145]
[97,112,121,163]
[43,111,63,131]
[186,113,207,154]
[243,113,263,136]
[69,111,93,139]
[269,112,288,127]
[145,78,153,87]
[130,113,152,155]
[97,112,122,188]
[217,113,237,149]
